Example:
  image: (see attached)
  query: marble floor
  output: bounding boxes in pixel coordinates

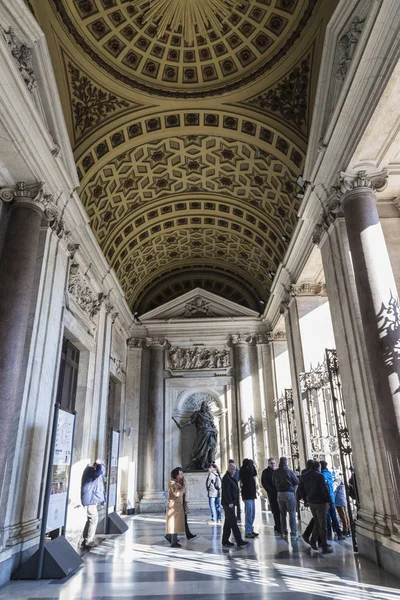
[1,511,400,599]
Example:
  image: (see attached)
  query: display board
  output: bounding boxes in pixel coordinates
[108,429,119,512]
[46,409,75,532]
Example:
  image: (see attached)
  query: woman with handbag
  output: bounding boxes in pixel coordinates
[165,467,196,546]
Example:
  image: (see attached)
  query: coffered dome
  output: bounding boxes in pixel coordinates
[33,0,336,312]
[53,0,315,96]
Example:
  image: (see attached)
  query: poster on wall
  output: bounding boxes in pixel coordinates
[46,409,75,532]
[108,429,119,511]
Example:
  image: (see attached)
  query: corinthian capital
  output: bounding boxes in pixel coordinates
[0,182,59,221]
[229,333,255,346]
[339,170,388,195]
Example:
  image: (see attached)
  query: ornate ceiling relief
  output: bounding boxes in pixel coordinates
[66,59,141,142]
[51,0,316,95]
[244,52,312,136]
[32,0,336,313]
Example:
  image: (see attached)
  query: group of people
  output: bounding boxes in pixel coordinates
[166,456,353,554]
[262,456,352,554]
[165,457,260,548]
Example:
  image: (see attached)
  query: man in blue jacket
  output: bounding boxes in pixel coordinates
[80,459,106,547]
[320,461,343,540]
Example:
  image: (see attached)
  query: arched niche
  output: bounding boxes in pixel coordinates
[173,389,224,470]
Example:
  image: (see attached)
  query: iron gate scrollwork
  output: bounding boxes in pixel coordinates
[325,348,358,552]
[299,349,357,552]
[274,389,300,471]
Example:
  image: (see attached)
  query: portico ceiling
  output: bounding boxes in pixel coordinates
[30,0,336,313]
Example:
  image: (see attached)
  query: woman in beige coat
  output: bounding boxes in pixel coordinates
[165,467,186,547]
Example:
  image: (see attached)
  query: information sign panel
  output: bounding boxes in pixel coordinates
[46,410,75,532]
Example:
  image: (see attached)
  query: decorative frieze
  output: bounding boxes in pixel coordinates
[1,26,37,93]
[168,346,230,370]
[336,17,364,82]
[68,262,107,321]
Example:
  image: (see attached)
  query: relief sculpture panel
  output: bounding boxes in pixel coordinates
[167,346,230,371]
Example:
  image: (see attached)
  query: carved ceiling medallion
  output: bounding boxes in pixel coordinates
[131,0,244,46]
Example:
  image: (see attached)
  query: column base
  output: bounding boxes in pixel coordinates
[356,528,400,579]
[140,491,165,513]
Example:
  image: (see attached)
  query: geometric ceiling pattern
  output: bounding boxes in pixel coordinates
[32,0,337,313]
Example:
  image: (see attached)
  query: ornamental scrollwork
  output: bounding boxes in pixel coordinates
[181,298,215,318]
[299,362,330,391]
[1,27,37,92]
[68,63,130,136]
[339,170,388,195]
[68,263,106,321]
[336,17,364,82]
[168,346,230,370]
[229,334,254,345]
[247,56,311,130]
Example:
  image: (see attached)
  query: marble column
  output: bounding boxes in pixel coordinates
[317,216,391,544]
[141,338,167,512]
[231,334,262,467]
[257,337,279,462]
[284,301,308,467]
[339,170,400,523]
[124,338,150,511]
[0,182,54,501]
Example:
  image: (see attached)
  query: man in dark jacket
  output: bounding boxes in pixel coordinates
[228,458,241,521]
[303,461,333,553]
[261,457,281,534]
[80,459,106,548]
[239,458,259,539]
[221,464,249,548]
[297,459,316,543]
[272,456,299,540]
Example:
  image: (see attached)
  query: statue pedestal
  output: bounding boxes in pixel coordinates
[185,471,210,510]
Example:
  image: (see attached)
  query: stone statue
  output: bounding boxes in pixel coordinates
[173,401,218,470]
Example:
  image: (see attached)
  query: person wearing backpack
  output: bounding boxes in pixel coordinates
[206,464,222,524]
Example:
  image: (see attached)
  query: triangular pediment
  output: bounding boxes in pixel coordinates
[140,288,259,321]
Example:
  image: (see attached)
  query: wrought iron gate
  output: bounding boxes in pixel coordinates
[299,349,357,551]
[274,388,300,471]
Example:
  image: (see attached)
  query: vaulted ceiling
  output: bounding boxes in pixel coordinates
[31,0,336,313]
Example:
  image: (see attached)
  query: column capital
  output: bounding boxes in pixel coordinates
[146,337,169,349]
[229,333,255,346]
[339,169,388,196]
[267,330,286,342]
[127,337,147,349]
[0,182,59,220]
[291,282,326,297]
